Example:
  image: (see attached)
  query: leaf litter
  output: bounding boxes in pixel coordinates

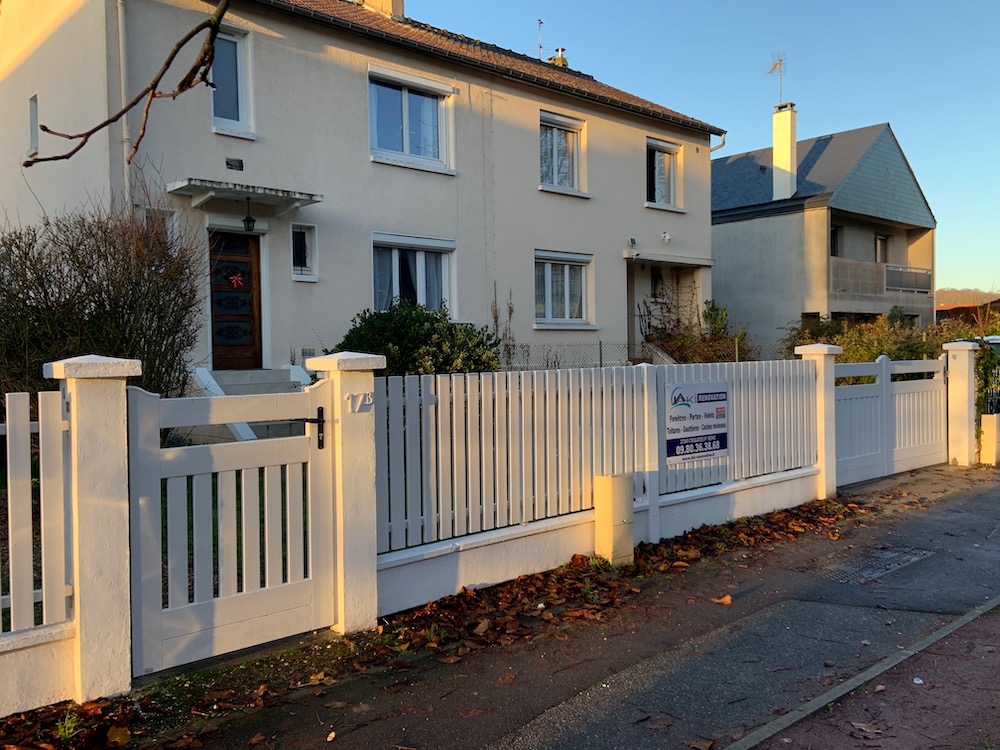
[1,494,874,749]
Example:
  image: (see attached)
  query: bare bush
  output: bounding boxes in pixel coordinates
[0,200,203,413]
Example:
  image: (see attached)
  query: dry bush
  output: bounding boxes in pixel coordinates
[0,200,203,414]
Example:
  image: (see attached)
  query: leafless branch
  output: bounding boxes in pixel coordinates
[22,0,230,168]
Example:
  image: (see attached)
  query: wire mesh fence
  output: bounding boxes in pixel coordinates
[498,341,630,371]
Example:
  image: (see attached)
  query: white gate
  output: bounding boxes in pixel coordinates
[128,379,335,676]
[835,355,947,486]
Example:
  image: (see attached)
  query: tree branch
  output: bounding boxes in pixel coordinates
[23,0,230,168]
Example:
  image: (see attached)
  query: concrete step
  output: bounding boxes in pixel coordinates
[211,369,297,387]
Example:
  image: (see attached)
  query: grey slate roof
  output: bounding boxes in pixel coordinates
[712,123,935,228]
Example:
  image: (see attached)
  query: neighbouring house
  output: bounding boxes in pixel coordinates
[0,0,724,374]
[710,104,935,347]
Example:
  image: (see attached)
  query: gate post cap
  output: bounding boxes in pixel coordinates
[943,341,979,352]
[305,351,387,372]
[794,344,842,356]
[44,354,142,380]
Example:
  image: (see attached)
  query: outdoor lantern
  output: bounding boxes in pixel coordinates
[242,197,256,233]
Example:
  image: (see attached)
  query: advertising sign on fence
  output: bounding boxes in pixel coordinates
[665,381,729,464]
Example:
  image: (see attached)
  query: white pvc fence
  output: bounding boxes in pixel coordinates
[1,393,70,635]
[835,355,947,486]
[373,367,648,553]
[375,360,818,553]
[127,381,336,676]
[655,360,817,495]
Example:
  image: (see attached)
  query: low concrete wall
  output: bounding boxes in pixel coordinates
[0,624,76,715]
[376,468,819,617]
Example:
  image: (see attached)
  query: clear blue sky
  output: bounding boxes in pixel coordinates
[409,0,999,291]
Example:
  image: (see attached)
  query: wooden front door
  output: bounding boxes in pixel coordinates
[210,232,262,370]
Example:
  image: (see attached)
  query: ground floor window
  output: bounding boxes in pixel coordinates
[534,251,590,323]
[372,236,453,311]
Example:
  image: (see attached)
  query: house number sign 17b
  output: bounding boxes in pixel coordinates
[346,392,374,414]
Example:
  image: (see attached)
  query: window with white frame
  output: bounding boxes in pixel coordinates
[372,235,453,311]
[211,31,252,136]
[535,251,590,323]
[539,111,582,190]
[292,225,317,280]
[28,95,38,157]
[646,137,679,207]
[368,66,455,171]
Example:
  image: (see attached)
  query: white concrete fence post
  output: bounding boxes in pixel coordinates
[43,354,142,703]
[794,344,842,499]
[942,341,979,466]
[306,351,386,633]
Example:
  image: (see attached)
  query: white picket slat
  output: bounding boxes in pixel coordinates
[38,391,68,625]
[6,393,34,631]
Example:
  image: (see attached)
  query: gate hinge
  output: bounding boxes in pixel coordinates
[302,406,325,449]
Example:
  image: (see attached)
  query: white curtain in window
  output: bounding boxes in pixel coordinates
[534,262,547,318]
[539,126,554,184]
[568,264,583,319]
[373,246,394,310]
[555,129,573,187]
[551,263,566,319]
[424,252,443,309]
[408,90,439,159]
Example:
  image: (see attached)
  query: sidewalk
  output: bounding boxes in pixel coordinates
[201,464,1000,750]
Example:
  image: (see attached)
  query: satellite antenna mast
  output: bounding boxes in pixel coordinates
[765,53,787,103]
[537,19,544,59]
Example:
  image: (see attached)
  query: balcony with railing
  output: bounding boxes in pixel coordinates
[828,257,934,322]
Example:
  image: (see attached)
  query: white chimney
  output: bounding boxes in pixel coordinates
[772,102,797,201]
[362,0,404,19]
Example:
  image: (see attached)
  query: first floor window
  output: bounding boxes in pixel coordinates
[646,138,679,206]
[370,80,442,160]
[373,244,449,311]
[540,112,582,189]
[211,31,251,132]
[535,252,589,322]
[830,225,843,257]
[292,225,316,279]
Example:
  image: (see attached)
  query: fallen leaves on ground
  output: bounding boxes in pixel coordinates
[0,494,874,749]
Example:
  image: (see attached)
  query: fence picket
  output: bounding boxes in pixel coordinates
[217,470,238,598]
[466,375,482,533]
[241,468,263,593]
[452,375,468,536]
[481,374,496,531]
[436,375,454,540]
[192,473,214,603]
[420,375,438,544]
[38,391,67,625]
[166,476,188,608]
[404,375,423,546]
[387,377,405,550]
[374,379,390,553]
[5,393,34,631]
[263,465,283,586]
[286,463,305,583]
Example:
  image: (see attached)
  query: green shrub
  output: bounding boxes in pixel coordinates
[330,301,500,376]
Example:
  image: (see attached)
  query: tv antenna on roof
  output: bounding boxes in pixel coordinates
[537,18,544,59]
[765,53,787,103]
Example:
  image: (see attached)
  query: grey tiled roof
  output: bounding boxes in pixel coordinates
[711,123,887,212]
[711,122,935,228]
[250,0,724,135]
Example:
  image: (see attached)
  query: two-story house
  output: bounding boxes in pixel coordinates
[0,0,724,373]
[710,104,935,348]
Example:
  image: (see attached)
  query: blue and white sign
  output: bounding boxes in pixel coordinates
[665,381,729,463]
